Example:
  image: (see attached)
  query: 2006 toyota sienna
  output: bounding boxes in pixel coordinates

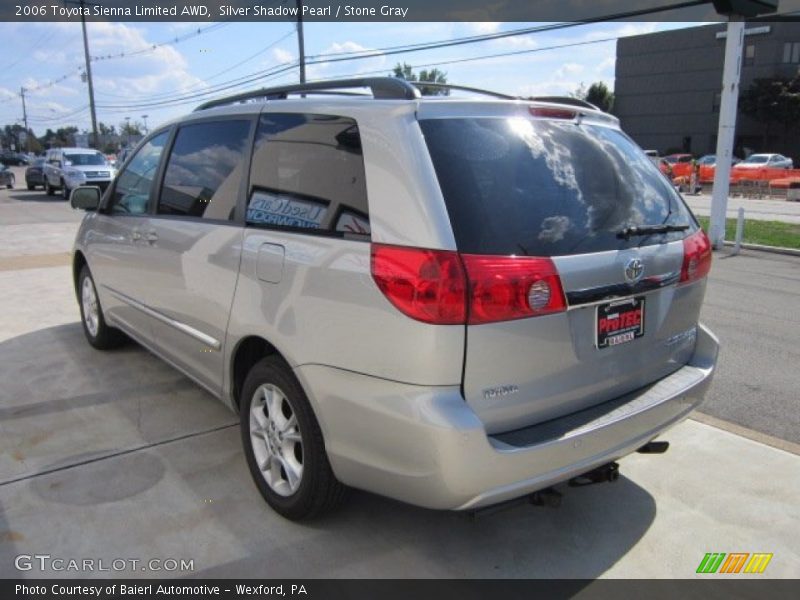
[70,78,718,520]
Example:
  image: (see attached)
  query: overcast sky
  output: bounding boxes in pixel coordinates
[0,20,697,136]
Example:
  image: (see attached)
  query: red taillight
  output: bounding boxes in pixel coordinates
[680,229,712,284]
[529,106,577,120]
[371,245,567,325]
[371,244,467,324]
[461,254,566,324]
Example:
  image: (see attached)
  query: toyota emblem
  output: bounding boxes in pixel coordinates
[624,258,644,284]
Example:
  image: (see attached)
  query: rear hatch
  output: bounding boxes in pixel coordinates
[419,106,710,434]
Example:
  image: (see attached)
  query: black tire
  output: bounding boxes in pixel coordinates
[77,265,126,350]
[6,175,13,189]
[60,180,68,200]
[45,179,54,196]
[240,356,347,520]
[27,182,35,191]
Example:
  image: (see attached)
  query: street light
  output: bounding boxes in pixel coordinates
[141,115,149,134]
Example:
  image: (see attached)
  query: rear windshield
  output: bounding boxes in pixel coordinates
[420,118,695,256]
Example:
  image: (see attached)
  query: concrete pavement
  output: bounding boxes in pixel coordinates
[0,182,798,579]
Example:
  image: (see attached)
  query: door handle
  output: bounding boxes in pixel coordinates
[145,231,158,243]
[131,229,142,241]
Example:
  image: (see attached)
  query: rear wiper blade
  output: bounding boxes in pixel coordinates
[616,223,690,239]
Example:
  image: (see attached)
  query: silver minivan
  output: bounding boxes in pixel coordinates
[70,78,718,520]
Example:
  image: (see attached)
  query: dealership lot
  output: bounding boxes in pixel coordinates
[1,174,799,578]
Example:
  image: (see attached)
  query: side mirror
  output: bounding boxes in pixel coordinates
[70,186,101,211]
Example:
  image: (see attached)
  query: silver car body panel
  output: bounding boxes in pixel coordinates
[294,324,718,510]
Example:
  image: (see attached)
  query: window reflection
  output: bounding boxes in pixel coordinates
[247,114,370,238]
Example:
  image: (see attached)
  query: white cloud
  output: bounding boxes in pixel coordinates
[308,41,387,80]
[468,22,501,34]
[595,56,616,73]
[555,63,584,79]
[271,47,295,64]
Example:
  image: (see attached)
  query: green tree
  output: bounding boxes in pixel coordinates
[98,122,117,136]
[569,82,587,100]
[585,82,615,113]
[739,75,800,152]
[119,121,142,137]
[391,62,449,96]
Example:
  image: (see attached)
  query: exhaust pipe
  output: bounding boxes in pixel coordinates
[637,440,670,454]
[568,462,620,487]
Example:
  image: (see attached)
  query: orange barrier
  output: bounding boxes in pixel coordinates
[729,167,800,183]
[767,177,800,189]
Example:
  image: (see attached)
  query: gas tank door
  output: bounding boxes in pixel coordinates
[256,243,285,284]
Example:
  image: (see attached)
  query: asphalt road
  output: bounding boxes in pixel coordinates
[699,249,800,444]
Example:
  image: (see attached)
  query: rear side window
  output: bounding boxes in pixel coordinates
[420,118,695,256]
[158,120,251,221]
[247,113,370,238]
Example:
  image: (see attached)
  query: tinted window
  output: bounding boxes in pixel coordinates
[110,131,168,215]
[420,118,695,256]
[158,120,250,220]
[247,113,370,238]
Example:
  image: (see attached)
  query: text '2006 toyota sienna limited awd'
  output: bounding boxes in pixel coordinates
[70,78,718,520]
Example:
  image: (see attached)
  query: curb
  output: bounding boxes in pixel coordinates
[720,241,800,257]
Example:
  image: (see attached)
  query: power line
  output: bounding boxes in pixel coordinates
[88,22,232,64]
[94,27,297,100]
[14,20,236,96]
[313,35,623,81]
[96,60,300,111]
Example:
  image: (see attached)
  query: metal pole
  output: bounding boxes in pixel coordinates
[296,0,306,84]
[733,206,745,255]
[709,16,745,249]
[20,87,30,153]
[79,0,99,149]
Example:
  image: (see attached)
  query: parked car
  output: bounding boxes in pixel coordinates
[24,158,47,190]
[70,78,718,520]
[43,148,116,199]
[0,164,15,188]
[734,153,793,170]
[0,151,29,166]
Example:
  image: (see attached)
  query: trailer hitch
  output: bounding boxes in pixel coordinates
[568,462,620,487]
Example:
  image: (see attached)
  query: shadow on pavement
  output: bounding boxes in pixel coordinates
[0,323,657,579]
[4,189,67,203]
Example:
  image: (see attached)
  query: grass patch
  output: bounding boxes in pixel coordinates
[696,216,800,250]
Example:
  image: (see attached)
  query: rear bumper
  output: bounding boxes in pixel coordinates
[294,323,719,510]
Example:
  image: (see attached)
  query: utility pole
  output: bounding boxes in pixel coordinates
[20,87,30,153]
[71,0,99,149]
[709,16,744,249]
[296,0,306,83]
[141,114,149,134]
[708,0,779,249]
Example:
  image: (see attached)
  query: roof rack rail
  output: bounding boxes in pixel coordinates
[194,77,420,111]
[528,96,600,110]
[406,82,518,100]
